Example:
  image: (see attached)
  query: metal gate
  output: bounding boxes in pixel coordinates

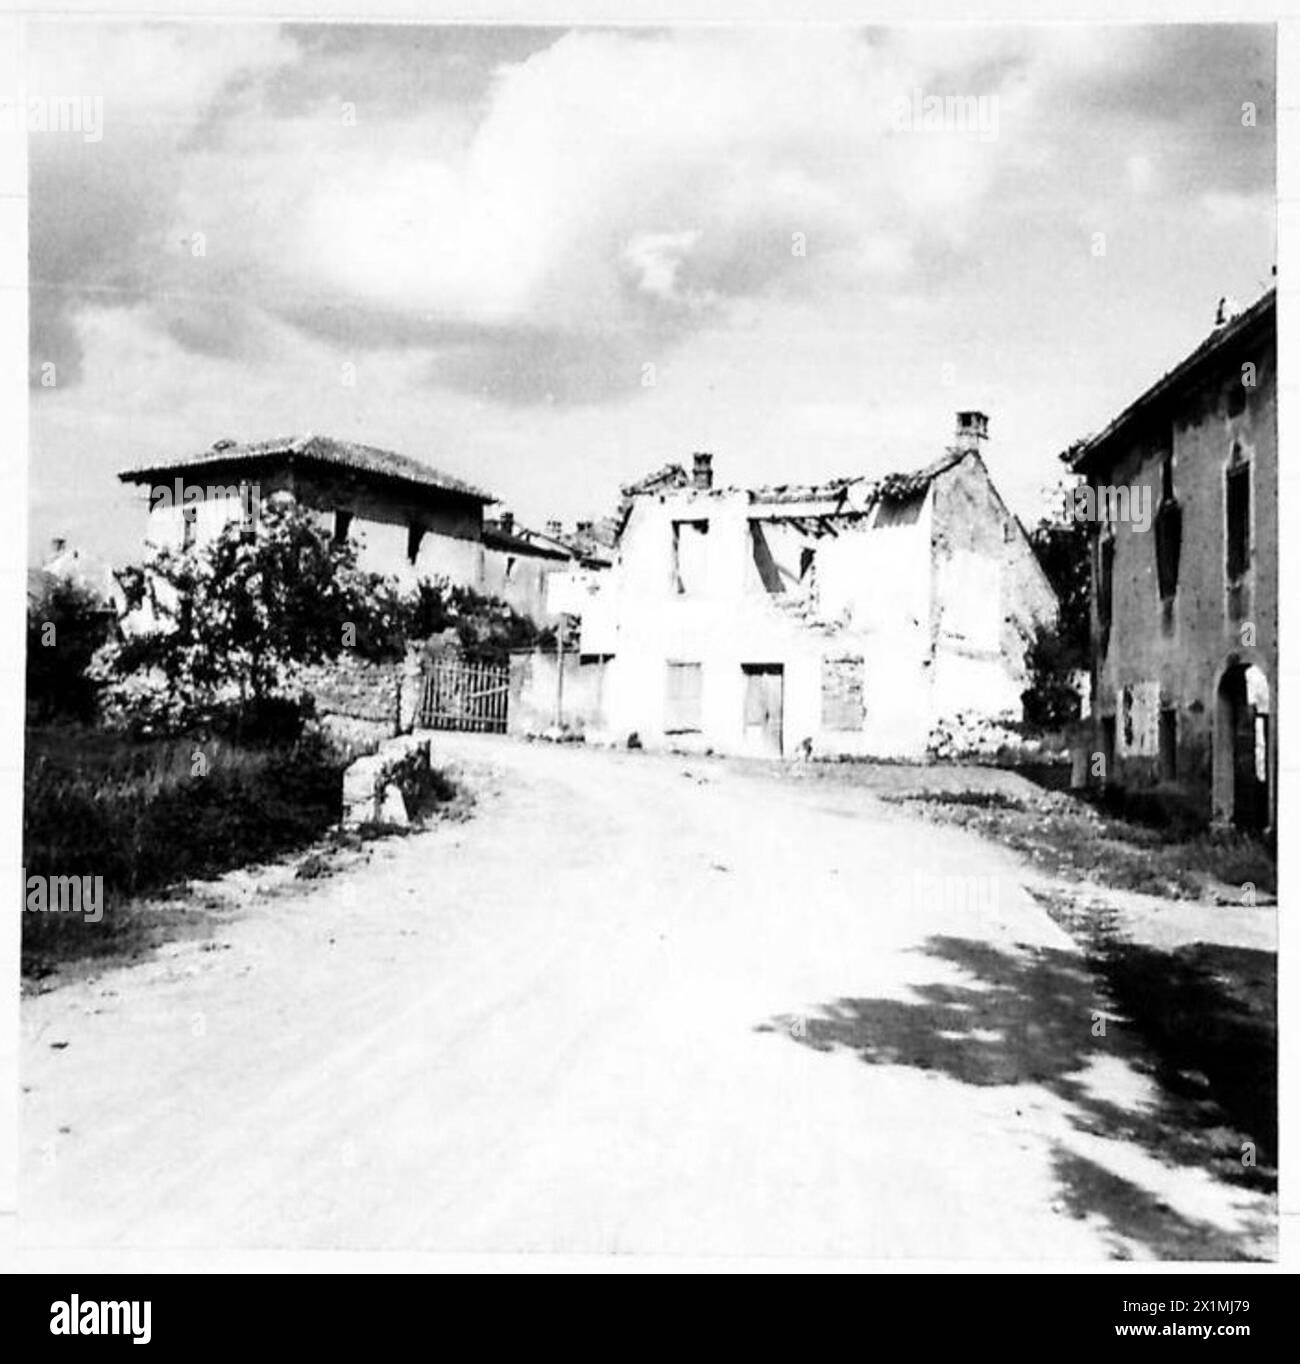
[417,657,509,733]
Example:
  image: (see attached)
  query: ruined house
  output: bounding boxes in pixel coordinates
[585,412,1058,758]
[1071,288,1276,832]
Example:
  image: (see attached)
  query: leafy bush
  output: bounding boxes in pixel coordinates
[405,578,554,662]
[92,502,410,735]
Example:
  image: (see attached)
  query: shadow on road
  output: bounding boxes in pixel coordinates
[758,934,1275,1259]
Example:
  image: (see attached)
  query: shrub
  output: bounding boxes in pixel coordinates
[26,576,114,722]
[93,502,409,735]
[22,725,349,973]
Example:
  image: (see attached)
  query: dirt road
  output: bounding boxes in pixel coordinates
[21,736,1274,1258]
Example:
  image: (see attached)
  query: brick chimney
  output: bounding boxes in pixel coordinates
[953,411,989,455]
[693,452,714,490]
[576,520,592,535]
[547,519,563,538]
[499,511,513,535]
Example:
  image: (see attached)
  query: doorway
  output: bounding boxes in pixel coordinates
[742,664,784,757]
[1216,662,1270,832]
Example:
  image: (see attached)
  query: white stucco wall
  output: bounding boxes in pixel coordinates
[142,489,488,594]
[598,489,936,757]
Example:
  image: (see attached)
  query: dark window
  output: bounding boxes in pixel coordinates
[749,522,782,594]
[1154,486,1182,601]
[1097,535,1114,632]
[407,523,425,565]
[182,504,197,550]
[671,520,708,595]
[335,509,354,545]
[1159,708,1177,781]
[1227,375,1247,418]
[664,662,703,733]
[1226,460,1250,580]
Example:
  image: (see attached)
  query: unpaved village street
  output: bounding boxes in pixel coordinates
[22,736,1274,1259]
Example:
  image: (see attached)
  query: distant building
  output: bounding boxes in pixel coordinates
[119,433,497,588]
[27,536,123,618]
[589,413,1057,758]
[118,434,612,628]
[481,511,577,623]
[1071,288,1276,832]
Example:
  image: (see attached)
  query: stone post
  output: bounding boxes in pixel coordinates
[398,647,423,734]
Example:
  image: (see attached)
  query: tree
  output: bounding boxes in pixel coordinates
[26,576,113,722]
[1021,448,1093,731]
[92,501,408,735]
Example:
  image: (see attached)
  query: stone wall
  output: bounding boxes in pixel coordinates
[295,649,423,744]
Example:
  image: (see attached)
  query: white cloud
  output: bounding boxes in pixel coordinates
[279,28,1012,334]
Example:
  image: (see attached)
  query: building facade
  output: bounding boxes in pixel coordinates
[588,414,1058,758]
[119,434,495,590]
[481,512,576,624]
[1072,289,1276,832]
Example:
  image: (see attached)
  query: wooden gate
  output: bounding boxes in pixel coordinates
[418,657,510,733]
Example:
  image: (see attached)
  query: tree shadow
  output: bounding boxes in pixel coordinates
[758,934,1275,1258]
[1049,1146,1272,1262]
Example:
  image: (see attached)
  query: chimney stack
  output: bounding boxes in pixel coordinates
[954,411,989,455]
[547,519,563,538]
[576,520,593,535]
[50,535,67,555]
[499,511,514,535]
[692,452,714,491]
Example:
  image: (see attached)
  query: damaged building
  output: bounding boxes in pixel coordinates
[583,412,1058,758]
[1071,288,1277,832]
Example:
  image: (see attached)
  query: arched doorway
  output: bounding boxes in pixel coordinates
[1215,662,1271,832]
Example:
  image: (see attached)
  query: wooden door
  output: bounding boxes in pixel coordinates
[1232,704,1268,833]
[742,664,784,757]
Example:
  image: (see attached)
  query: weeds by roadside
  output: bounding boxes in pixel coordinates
[21,723,461,977]
[883,786,1274,901]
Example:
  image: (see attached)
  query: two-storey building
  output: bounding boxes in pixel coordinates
[1071,289,1276,831]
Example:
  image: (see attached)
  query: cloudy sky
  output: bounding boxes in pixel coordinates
[26,21,1275,566]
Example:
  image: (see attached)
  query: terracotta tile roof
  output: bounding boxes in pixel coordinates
[118,434,496,503]
[874,448,968,501]
[481,524,571,560]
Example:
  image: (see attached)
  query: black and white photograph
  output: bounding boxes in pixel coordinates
[4,5,1289,1294]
